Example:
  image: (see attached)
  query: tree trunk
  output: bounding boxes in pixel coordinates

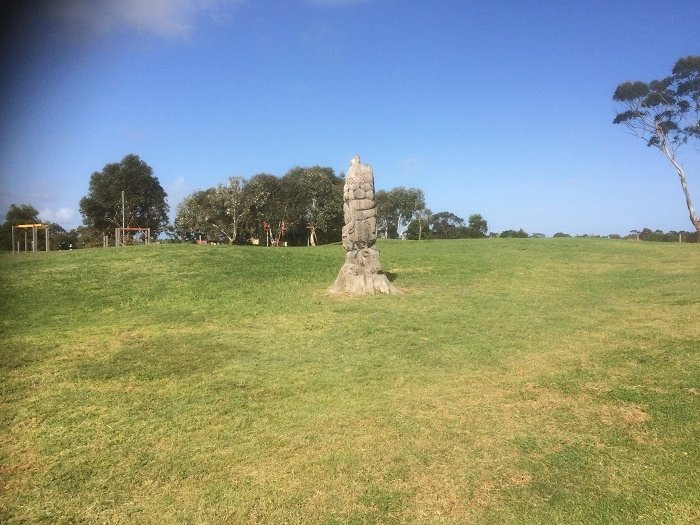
[658,128,700,235]
[210,221,234,244]
[219,230,234,244]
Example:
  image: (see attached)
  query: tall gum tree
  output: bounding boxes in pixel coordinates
[375,187,426,239]
[613,56,700,234]
[79,154,169,239]
[175,177,249,244]
[209,176,247,243]
[281,166,343,245]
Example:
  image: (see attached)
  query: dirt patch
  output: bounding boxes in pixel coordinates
[510,472,533,486]
[600,404,650,425]
[618,405,651,424]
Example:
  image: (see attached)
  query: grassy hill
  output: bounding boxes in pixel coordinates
[1,239,698,523]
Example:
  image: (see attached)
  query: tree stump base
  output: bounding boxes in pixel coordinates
[328,247,400,295]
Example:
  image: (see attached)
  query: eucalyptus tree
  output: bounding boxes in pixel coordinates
[375,187,426,238]
[282,166,343,244]
[174,177,247,243]
[1,204,40,250]
[467,214,488,238]
[174,189,217,242]
[79,154,168,238]
[240,174,286,241]
[613,56,700,234]
[212,176,247,243]
[431,211,464,239]
[409,207,434,240]
[374,190,394,238]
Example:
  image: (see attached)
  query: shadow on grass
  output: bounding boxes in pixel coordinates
[384,271,398,282]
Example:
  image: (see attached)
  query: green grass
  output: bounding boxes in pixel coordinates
[1,239,698,524]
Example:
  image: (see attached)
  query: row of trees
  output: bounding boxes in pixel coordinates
[626,228,698,242]
[405,211,488,240]
[174,167,344,245]
[174,178,491,244]
[1,155,489,249]
[542,229,698,241]
[3,200,695,249]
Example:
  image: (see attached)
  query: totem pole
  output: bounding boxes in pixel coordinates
[329,156,399,294]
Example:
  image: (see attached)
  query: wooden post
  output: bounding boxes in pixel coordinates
[45,226,49,252]
[32,225,37,253]
[24,230,28,253]
[121,190,125,234]
[11,226,15,254]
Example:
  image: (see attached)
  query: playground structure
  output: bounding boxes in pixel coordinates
[261,221,289,247]
[12,224,49,254]
[115,227,151,247]
[111,191,152,247]
[262,221,272,246]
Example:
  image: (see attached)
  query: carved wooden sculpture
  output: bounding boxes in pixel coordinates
[329,156,399,295]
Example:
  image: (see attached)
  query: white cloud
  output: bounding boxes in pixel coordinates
[40,207,76,225]
[48,0,240,39]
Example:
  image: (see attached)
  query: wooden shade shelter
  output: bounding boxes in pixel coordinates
[12,223,49,254]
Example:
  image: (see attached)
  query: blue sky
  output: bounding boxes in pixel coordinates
[1,0,699,235]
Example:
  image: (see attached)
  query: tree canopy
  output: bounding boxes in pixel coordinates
[175,177,247,244]
[174,166,344,245]
[375,187,426,238]
[170,163,494,245]
[279,166,344,245]
[613,55,700,233]
[405,207,433,240]
[0,204,41,250]
[4,204,40,225]
[431,211,465,239]
[467,214,488,238]
[500,229,529,238]
[79,154,169,238]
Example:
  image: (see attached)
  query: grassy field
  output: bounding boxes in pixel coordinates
[1,239,698,524]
